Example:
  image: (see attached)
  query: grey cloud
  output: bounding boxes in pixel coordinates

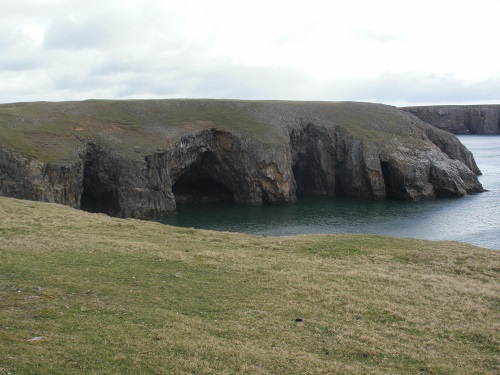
[0,27,46,72]
[45,53,314,101]
[42,2,186,52]
[327,73,500,104]
[3,0,500,106]
[1,0,64,18]
[0,29,22,49]
[2,0,499,106]
[150,65,312,100]
[5,53,500,105]
[3,47,500,105]
[0,56,42,71]
[44,17,114,50]
[89,48,190,77]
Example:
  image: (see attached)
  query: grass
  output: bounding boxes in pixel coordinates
[1,196,499,374]
[0,100,286,163]
[0,99,437,164]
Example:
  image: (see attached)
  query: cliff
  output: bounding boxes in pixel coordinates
[403,105,500,134]
[0,100,483,219]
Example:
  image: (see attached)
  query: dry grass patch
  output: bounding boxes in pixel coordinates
[1,197,499,374]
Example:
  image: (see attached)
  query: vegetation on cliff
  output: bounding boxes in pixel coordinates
[1,197,499,374]
[0,100,484,219]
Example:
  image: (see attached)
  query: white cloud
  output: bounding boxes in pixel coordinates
[1,0,500,104]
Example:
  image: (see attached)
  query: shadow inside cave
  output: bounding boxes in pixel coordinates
[172,154,235,205]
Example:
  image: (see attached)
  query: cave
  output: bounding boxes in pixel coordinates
[172,154,235,205]
[290,124,336,197]
[80,167,117,214]
[292,159,334,197]
[380,161,398,199]
[80,185,115,213]
[79,148,118,215]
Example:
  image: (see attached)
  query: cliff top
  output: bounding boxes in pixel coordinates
[403,104,500,109]
[0,99,432,163]
[401,104,500,134]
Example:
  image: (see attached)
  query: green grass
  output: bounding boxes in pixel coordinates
[0,99,434,164]
[0,100,287,163]
[1,196,499,374]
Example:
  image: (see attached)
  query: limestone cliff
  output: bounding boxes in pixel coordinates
[0,100,483,219]
[403,105,500,134]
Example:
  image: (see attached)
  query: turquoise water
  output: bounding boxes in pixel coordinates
[160,135,500,250]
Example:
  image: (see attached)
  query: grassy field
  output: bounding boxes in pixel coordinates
[1,197,499,374]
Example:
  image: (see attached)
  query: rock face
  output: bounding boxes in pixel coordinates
[0,100,483,219]
[403,105,500,134]
[0,148,84,206]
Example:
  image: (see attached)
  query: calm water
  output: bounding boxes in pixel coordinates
[160,135,500,250]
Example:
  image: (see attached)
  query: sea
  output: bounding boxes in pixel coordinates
[160,135,500,250]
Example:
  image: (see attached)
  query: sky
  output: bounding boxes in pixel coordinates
[2,0,500,106]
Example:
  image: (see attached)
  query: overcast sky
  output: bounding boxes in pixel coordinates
[2,0,500,106]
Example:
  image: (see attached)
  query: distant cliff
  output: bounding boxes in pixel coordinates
[0,100,483,219]
[403,105,500,134]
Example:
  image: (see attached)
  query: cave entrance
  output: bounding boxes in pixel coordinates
[380,161,398,199]
[292,161,334,197]
[172,155,235,205]
[80,156,117,214]
[80,186,115,213]
[291,125,336,197]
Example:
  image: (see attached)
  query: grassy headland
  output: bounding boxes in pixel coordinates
[0,99,433,164]
[0,100,287,163]
[1,197,499,374]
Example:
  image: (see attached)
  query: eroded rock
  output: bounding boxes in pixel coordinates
[0,100,484,219]
[403,105,500,134]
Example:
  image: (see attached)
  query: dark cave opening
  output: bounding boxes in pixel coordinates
[172,159,234,205]
[79,154,117,215]
[292,162,318,196]
[292,159,336,197]
[380,161,398,199]
[290,124,337,198]
[80,187,115,213]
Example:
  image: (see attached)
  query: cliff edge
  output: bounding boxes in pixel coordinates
[403,105,500,134]
[0,100,483,219]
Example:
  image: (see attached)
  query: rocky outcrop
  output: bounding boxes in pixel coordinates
[0,148,84,207]
[412,122,481,175]
[290,123,386,199]
[403,105,500,134]
[0,100,484,219]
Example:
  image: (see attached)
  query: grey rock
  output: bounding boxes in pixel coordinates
[0,100,484,219]
[402,105,500,134]
[0,148,84,207]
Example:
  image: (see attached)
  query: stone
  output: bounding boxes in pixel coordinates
[0,100,484,219]
[402,105,500,134]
